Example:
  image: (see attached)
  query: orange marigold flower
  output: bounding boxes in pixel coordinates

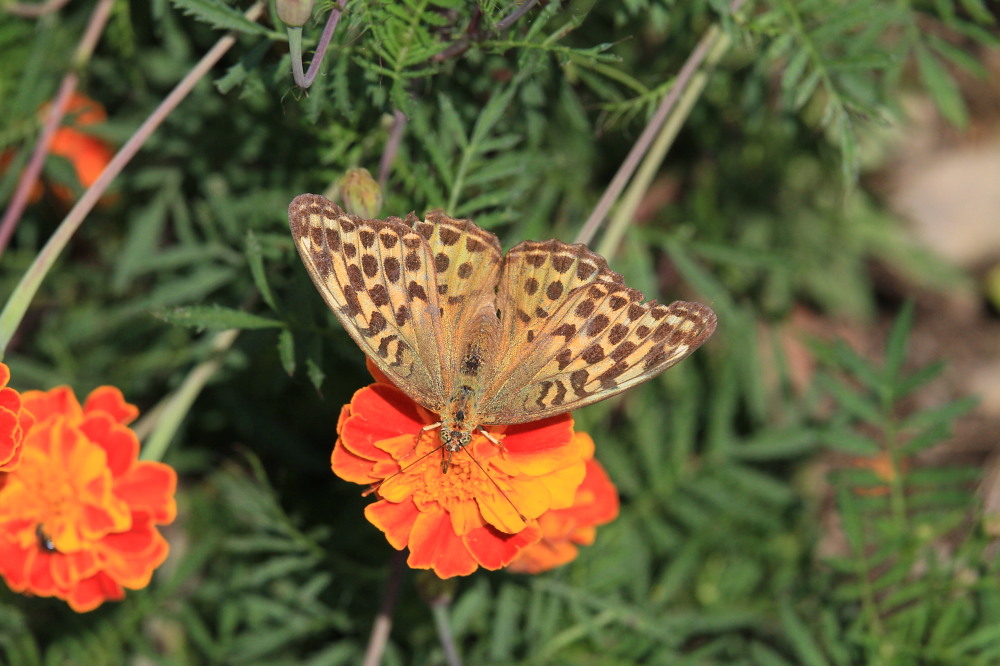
[507,433,619,574]
[45,92,114,204]
[0,385,176,612]
[0,363,34,473]
[0,93,114,206]
[332,365,588,578]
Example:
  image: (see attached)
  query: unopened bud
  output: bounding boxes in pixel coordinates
[337,168,383,218]
[276,0,314,27]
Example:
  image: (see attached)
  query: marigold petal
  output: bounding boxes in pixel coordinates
[22,387,83,425]
[0,540,31,590]
[335,403,351,436]
[80,412,138,477]
[506,537,579,574]
[538,458,588,511]
[506,441,620,575]
[339,385,425,460]
[114,462,177,524]
[448,497,488,536]
[407,510,478,578]
[568,454,620,526]
[498,415,576,475]
[473,491,526,535]
[98,516,170,588]
[64,572,124,613]
[83,386,139,426]
[0,386,20,413]
[365,499,419,551]
[331,438,382,483]
[0,407,22,469]
[463,522,542,570]
[0,364,9,387]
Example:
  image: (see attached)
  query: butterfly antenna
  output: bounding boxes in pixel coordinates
[460,446,529,524]
[361,442,447,497]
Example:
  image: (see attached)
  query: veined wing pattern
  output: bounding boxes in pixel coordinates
[289,193,717,443]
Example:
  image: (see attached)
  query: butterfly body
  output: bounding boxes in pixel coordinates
[289,194,717,465]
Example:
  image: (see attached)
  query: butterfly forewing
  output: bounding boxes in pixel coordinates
[289,194,448,410]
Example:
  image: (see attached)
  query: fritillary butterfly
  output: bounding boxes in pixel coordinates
[289,194,717,469]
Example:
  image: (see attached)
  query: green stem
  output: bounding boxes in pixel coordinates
[575,0,747,246]
[137,328,239,462]
[0,0,115,256]
[0,2,265,359]
[361,550,407,666]
[288,26,306,86]
[431,596,463,666]
[595,24,731,258]
[883,401,909,533]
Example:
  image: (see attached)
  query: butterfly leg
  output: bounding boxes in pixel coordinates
[420,421,442,434]
[477,426,505,450]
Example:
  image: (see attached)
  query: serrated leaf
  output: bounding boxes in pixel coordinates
[216,39,272,94]
[153,305,284,331]
[170,0,274,36]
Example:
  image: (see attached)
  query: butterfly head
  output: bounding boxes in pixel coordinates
[440,425,473,452]
[438,424,472,473]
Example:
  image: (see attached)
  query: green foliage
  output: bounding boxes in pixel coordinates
[0,0,994,663]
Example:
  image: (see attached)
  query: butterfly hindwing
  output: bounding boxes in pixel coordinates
[482,238,716,423]
[489,298,717,422]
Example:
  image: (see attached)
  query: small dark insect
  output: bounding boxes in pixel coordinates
[35,524,57,553]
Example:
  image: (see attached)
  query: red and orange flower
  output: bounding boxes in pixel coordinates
[44,92,114,204]
[331,364,617,577]
[0,363,33,473]
[507,433,620,574]
[0,91,114,206]
[0,385,176,612]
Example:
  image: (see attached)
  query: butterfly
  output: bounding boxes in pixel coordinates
[289,194,717,470]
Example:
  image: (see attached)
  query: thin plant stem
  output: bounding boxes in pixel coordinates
[574,0,747,246]
[496,0,538,32]
[3,0,72,18]
[595,24,731,258]
[289,26,306,86]
[0,2,266,358]
[137,328,240,462]
[292,0,347,89]
[379,109,408,189]
[431,0,539,63]
[361,549,408,666]
[0,0,116,256]
[431,596,463,666]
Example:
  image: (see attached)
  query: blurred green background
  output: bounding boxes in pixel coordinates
[2,0,999,663]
